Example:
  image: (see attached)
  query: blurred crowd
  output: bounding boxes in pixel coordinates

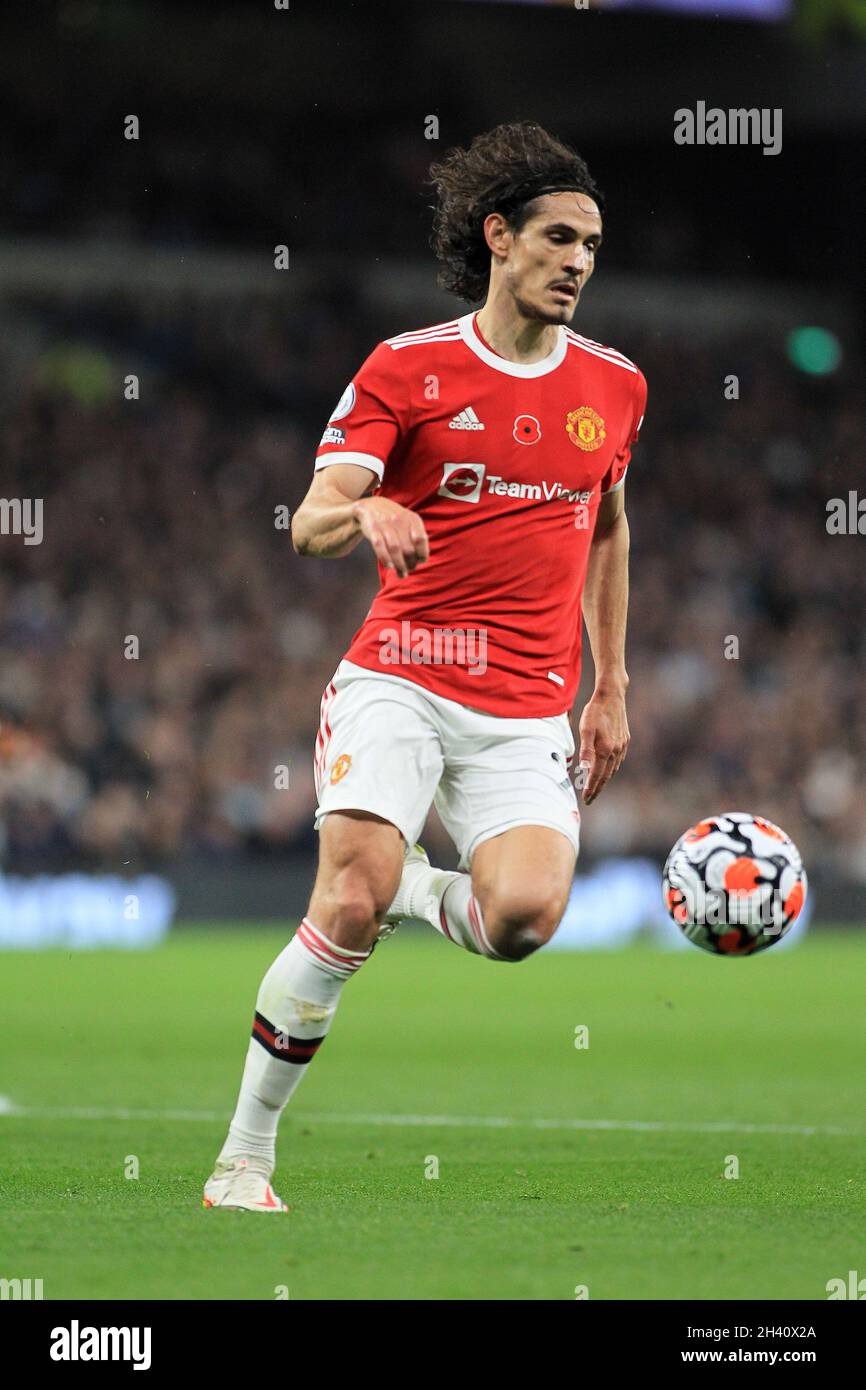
[1,287,864,881]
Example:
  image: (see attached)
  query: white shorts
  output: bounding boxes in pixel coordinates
[313,659,580,870]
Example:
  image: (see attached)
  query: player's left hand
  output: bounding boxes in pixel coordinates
[576,688,630,804]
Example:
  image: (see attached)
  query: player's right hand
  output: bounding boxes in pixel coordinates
[352,496,430,578]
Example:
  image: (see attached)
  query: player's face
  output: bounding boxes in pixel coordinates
[507,192,602,325]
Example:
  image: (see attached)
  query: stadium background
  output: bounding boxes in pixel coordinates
[1,0,864,937]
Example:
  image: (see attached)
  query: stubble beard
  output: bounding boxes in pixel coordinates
[512,289,576,327]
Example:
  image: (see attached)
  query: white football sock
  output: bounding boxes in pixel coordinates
[218,918,370,1168]
[403,864,507,960]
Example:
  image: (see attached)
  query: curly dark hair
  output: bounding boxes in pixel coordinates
[429,122,604,304]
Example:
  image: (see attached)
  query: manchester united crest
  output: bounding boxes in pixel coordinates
[330,754,352,784]
[566,406,606,452]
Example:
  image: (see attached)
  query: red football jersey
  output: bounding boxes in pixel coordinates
[314,312,647,717]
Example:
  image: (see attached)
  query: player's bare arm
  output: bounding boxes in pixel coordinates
[292,463,429,577]
[578,484,630,805]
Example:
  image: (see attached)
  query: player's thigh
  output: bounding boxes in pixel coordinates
[308,810,405,947]
[314,668,444,856]
[471,824,576,930]
[434,711,580,877]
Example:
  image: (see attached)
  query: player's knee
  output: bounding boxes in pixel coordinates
[329,890,376,939]
[482,889,567,961]
[331,874,389,932]
[315,863,397,946]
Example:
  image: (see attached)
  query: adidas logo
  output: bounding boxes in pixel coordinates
[448,407,485,431]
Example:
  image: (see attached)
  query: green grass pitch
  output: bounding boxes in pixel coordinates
[1,926,864,1300]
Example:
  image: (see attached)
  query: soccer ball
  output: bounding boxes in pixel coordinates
[662,812,807,955]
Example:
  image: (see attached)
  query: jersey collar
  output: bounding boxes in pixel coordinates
[458,312,567,378]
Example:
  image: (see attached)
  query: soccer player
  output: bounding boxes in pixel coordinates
[204,122,647,1212]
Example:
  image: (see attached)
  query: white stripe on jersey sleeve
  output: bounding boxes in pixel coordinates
[385,317,460,344]
[314,451,384,481]
[565,331,638,374]
[385,322,462,350]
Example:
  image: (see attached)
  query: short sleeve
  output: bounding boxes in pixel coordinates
[600,367,647,496]
[314,341,409,482]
